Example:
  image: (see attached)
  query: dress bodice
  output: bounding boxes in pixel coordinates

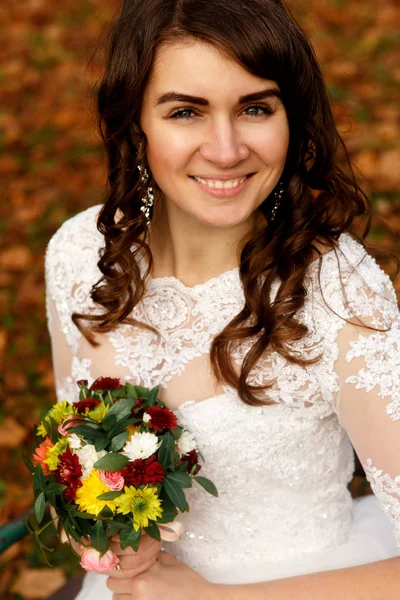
[45,205,400,576]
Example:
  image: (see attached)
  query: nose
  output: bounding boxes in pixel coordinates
[199,118,250,167]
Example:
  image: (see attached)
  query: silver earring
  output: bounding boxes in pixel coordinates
[137,164,154,226]
[269,180,284,223]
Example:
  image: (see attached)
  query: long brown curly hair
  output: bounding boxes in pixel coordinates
[72,0,373,406]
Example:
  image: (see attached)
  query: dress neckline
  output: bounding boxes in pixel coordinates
[148,266,240,293]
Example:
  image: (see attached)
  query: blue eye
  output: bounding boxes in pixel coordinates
[169,108,196,120]
[244,104,274,117]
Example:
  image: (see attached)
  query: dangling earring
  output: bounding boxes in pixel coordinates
[137,164,154,226]
[269,180,284,223]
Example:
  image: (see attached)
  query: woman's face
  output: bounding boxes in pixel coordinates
[140,39,290,229]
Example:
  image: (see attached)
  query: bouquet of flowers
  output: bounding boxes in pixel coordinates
[24,377,217,572]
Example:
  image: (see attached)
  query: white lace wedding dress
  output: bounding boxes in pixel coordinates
[45,205,400,598]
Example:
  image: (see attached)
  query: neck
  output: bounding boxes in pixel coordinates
[147,199,258,287]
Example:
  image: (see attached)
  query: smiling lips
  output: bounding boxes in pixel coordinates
[190,173,254,197]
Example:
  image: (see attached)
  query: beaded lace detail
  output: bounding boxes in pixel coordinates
[45,204,400,572]
[363,458,400,546]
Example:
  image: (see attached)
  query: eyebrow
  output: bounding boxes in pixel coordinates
[154,87,281,107]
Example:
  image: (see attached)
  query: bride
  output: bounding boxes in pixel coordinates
[45,0,400,598]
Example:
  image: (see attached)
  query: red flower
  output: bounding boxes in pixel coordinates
[145,406,177,431]
[121,455,165,487]
[56,446,83,502]
[181,449,201,475]
[90,377,121,391]
[74,398,101,414]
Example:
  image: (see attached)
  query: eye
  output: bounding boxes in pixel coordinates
[243,104,274,117]
[169,108,197,120]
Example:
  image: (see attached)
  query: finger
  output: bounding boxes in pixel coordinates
[103,555,158,579]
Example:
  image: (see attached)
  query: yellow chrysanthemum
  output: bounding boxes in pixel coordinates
[46,400,76,425]
[87,403,109,423]
[37,422,47,438]
[127,425,141,440]
[44,438,69,471]
[75,470,116,517]
[115,486,163,531]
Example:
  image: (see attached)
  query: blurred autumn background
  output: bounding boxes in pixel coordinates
[0,0,399,597]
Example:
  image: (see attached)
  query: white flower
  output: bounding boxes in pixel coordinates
[177,430,197,455]
[122,432,160,461]
[75,444,106,480]
[142,412,151,423]
[67,433,82,450]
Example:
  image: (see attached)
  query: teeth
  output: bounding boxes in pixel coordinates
[193,176,247,189]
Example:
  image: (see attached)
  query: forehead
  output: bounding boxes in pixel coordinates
[144,39,273,103]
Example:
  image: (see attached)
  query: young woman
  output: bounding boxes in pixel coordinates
[45,0,400,598]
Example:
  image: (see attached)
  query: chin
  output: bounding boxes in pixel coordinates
[195,205,254,229]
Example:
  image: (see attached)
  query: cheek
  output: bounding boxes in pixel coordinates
[146,126,193,177]
[253,118,290,164]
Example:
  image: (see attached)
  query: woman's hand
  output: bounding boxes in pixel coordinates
[102,532,162,579]
[106,551,219,600]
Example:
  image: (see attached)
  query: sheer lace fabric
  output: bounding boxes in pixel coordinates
[45,205,400,582]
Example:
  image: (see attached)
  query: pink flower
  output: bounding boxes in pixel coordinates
[98,470,125,491]
[58,417,81,436]
[80,547,120,572]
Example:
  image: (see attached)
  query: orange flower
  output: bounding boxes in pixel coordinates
[32,437,54,475]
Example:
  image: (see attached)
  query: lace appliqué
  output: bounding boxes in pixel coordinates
[345,321,400,421]
[363,458,400,548]
[107,272,244,389]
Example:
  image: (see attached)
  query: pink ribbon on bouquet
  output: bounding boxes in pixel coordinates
[158,520,184,542]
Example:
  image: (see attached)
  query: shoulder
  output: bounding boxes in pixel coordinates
[45,204,104,307]
[45,204,103,260]
[309,233,398,324]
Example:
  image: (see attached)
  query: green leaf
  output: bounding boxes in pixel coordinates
[45,483,67,496]
[22,453,35,474]
[97,505,114,519]
[124,382,138,399]
[110,431,129,452]
[91,520,107,553]
[107,417,140,440]
[75,511,97,519]
[163,477,187,512]
[103,398,136,430]
[170,426,183,441]
[175,461,188,472]
[144,521,161,541]
[106,521,133,537]
[96,491,124,501]
[165,471,192,488]
[63,519,83,544]
[93,452,129,472]
[158,432,175,471]
[34,492,46,524]
[156,496,178,524]
[95,437,110,452]
[193,476,218,498]
[33,463,46,495]
[44,416,60,444]
[68,425,103,441]
[134,386,150,401]
[148,385,160,406]
[119,527,141,551]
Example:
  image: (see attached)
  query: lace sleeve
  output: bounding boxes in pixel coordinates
[331,244,400,548]
[44,205,103,403]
